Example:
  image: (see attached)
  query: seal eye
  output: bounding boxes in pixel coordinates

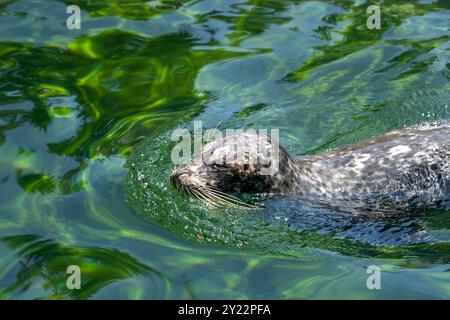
[211,163,228,171]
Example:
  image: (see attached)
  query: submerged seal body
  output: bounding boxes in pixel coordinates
[171,123,450,214]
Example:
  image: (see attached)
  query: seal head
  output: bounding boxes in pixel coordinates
[171,132,299,195]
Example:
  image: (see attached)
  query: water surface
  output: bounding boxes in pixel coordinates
[0,0,449,299]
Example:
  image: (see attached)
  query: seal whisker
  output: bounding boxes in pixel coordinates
[184,185,193,198]
[194,188,221,208]
[194,187,243,209]
[191,189,200,200]
[200,190,243,209]
[205,189,259,209]
[202,188,259,210]
[202,186,259,209]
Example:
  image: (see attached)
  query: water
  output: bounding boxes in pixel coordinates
[0,0,449,299]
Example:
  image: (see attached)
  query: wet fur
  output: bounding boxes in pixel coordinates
[171,122,450,214]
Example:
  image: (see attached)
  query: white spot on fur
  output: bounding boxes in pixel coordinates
[388,145,411,156]
[353,153,371,170]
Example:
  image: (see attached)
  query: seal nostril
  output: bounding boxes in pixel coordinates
[170,171,187,187]
[170,171,179,186]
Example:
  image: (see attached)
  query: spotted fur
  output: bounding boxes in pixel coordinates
[171,122,450,214]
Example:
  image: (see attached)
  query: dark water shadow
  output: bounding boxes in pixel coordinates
[259,196,441,246]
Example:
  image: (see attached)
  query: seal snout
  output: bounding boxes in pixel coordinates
[171,163,211,192]
[170,169,188,189]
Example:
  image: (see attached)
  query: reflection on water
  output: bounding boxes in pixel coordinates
[0,234,168,299]
[0,0,449,299]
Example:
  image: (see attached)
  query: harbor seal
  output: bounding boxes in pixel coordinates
[170,122,450,214]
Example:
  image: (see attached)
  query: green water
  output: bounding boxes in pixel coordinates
[1,0,449,299]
